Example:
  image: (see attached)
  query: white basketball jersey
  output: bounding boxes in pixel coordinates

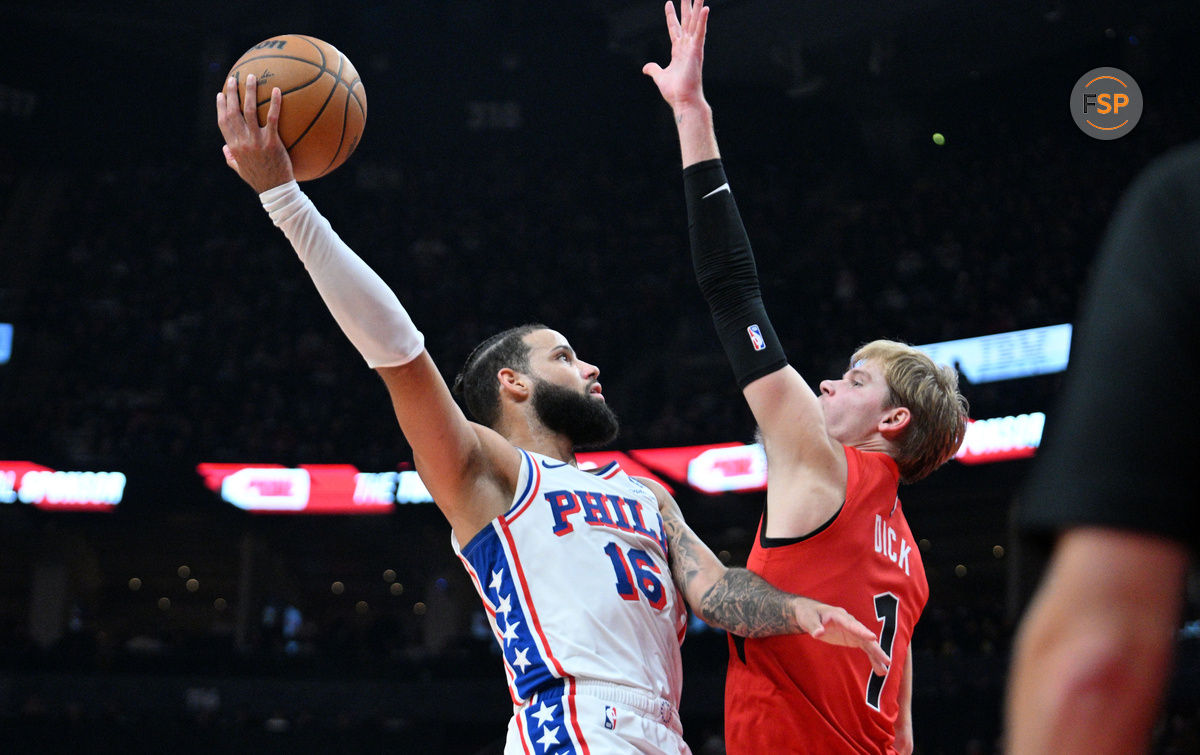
[452,449,688,715]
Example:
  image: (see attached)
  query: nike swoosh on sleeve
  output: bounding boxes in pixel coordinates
[702,182,731,199]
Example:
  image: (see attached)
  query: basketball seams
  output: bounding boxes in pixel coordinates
[348,78,366,113]
[296,52,347,178]
[228,34,365,181]
[293,34,327,68]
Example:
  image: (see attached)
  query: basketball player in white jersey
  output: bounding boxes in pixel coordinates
[217,73,889,754]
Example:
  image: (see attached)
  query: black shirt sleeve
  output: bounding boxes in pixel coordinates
[1019,141,1200,552]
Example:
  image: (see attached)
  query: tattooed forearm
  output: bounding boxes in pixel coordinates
[661,506,709,596]
[698,569,804,638]
[661,500,806,638]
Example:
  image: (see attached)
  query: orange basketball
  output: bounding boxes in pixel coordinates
[227,34,366,182]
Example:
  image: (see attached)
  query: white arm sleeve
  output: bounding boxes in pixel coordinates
[259,181,424,368]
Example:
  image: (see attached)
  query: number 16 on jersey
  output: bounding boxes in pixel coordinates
[604,541,668,610]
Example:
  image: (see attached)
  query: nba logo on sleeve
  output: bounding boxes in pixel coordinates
[747,324,766,351]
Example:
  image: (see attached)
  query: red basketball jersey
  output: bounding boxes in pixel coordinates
[724,446,928,754]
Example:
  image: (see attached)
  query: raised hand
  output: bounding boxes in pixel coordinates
[215,73,295,193]
[642,0,710,113]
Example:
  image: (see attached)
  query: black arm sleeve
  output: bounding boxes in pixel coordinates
[683,158,788,388]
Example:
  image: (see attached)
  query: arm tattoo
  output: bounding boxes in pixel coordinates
[661,499,804,638]
[698,569,804,638]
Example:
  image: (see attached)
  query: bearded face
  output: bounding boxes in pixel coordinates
[531,378,620,449]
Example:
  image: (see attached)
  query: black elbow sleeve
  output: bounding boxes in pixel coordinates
[683,159,788,388]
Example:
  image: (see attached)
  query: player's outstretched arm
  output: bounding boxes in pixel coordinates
[645,479,889,674]
[216,74,515,540]
[645,1,842,483]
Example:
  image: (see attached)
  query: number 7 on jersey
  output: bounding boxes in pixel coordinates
[866,592,900,710]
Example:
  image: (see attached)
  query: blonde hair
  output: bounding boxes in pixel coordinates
[851,340,969,483]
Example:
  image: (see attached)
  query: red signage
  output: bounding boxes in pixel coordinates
[575,451,673,493]
[196,463,400,514]
[954,413,1044,465]
[193,418,1044,515]
[630,443,764,495]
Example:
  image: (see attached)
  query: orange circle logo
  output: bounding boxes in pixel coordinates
[1071,67,1142,140]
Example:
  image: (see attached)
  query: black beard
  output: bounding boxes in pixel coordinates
[531,379,620,449]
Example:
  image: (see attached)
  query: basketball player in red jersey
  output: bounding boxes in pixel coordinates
[644,2,970,752]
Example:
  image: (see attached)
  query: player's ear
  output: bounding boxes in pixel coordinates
[498,367,531,401]
[879,406,910,439]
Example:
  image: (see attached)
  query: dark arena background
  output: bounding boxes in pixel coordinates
[1,1,1198,752]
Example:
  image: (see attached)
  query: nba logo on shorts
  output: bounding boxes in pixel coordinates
[747,324,766,351]
[604,706,617,730]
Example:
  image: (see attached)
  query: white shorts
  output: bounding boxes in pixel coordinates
[504,679,691,754]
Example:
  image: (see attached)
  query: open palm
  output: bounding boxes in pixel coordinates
[642,0,710,111]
